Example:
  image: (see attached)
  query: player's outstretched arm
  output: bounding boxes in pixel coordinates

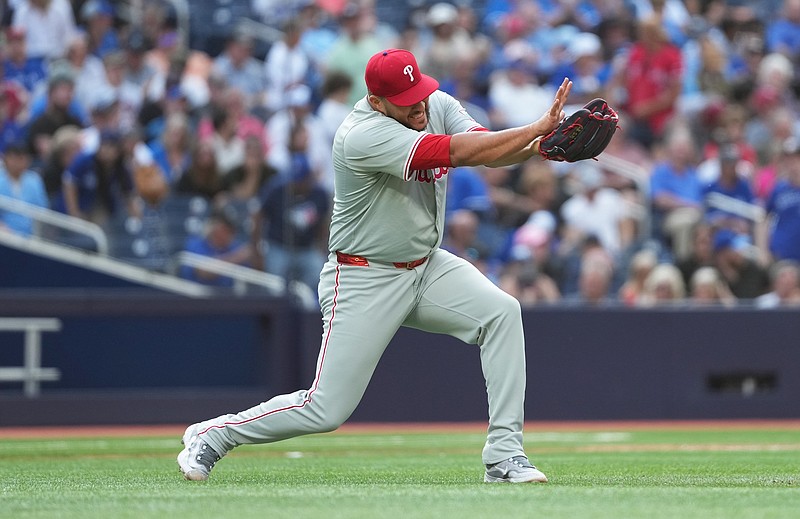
[449,78,572,168]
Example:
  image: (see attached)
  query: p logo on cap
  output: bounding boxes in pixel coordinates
[365,49,439,107]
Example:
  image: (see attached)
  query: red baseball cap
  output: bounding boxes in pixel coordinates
[365,49,439,107]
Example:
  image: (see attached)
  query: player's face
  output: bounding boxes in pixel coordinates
[371,96,430,131]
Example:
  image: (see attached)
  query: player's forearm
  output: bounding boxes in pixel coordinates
[449,123,547,167]
[485,137,544,167]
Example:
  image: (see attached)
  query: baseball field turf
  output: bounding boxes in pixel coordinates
[1,422,798,519]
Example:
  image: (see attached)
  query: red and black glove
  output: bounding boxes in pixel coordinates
[538,98,619,162]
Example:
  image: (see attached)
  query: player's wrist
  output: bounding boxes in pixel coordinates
[531,136,543,159]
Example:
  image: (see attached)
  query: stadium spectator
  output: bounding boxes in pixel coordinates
[701,143,756,237]
[79,0,119,58]
[573,251,616,306]
[123,29,160,97]
[676,221,715,288]
[315,70,353,192]
[264,18,311,114]
[0,83,26,155]
[122,126,168,207]
[198,86,267,154]
[64,31,108,118]
[764,138,800,262]
[211,32,266,108]
[40,124,81,203]
[252,130,330,291]
[325,3,384,107]
[611,15,683,149]
[754,259,800,308]
[441,208,490,275]
[419,2,475,82]
[681,29,729,110]
[638,263,686,306]
[751,109,796,203]
[596,111,653,171]
[453,2,493,63]
[209,106,245,177]
[80,87,120,154]
[179,209,252,288]
[436,51,491,129]
[712,228,769,299]
[650,127,703,261]
[58,130,136,225]
[99,51,145,133]
[0,141,48,236]
[298,1,339,70]
[516,161,559,223]
[548,32,607,105]
[148,112,192,185]
[744,53,798,164]
[618,247,658,306]
[176,140,224,200]
[689,266,736,307]
[2,26,47,95]
[144,28,192,80]
[26,69,83,163]
[700,104,758,173]
[560,162,635,257]
[220,136,276,201]
[11,0,77,60]
[488,40,554,130]
[446,166,493,218]
[265,84,327,179]
[499,220,561,306]
[765,0,800,62]
[139,83,193,145]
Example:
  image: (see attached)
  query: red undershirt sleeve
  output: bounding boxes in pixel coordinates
[407,128,490,172]
[408,134,453,170]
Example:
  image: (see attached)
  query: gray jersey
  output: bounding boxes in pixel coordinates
[328,90,483,263]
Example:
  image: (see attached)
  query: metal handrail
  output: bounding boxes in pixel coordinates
[173,251,317,308]
[0,195,109,254]
[705,192,766,222]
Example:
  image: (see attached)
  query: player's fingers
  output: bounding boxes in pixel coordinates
[563,79,573,101]
[550,80,568,117]
[550,78,572,118]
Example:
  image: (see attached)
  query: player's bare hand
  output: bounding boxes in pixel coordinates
[535,78,572,135]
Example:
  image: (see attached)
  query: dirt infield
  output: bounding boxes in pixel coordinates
[0,419,798,439]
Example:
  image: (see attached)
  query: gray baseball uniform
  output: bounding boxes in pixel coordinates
[196,91,529,465]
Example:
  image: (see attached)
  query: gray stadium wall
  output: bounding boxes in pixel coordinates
[0,291,798,425]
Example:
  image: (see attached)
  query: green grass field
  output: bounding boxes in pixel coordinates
[1,423,798,519]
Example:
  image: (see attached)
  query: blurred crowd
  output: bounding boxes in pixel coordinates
[1,0,799,307]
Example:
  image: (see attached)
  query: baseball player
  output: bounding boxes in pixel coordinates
[179,49,576,484]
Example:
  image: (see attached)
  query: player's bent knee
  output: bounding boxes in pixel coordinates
[492,288,522,318]
[315,417,346,434]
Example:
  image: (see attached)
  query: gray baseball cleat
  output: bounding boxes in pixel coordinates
[484,455,548,483]
[177,424,221,481]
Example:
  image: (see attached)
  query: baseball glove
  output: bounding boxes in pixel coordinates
[538,98,619,162]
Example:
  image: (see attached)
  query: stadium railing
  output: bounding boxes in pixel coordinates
[0,317,62,397]
[171,251,317,308]
[0,194,109,254]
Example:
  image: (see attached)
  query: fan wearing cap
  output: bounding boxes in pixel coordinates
[177,49,572,484]
[764,138,800,262]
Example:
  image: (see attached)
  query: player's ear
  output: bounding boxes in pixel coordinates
[367,94,386,115]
